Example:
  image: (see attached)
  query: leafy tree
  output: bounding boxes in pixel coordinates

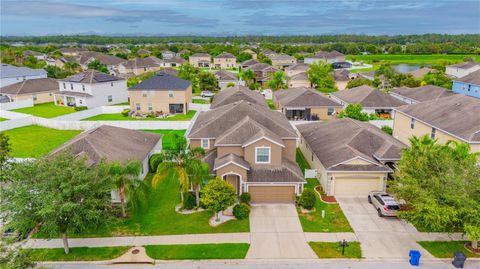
[0,239,35,269]
[346,78,373,89]
[22,55,46,69]
[226,82,235,88]
[307,61,336,92]
[64,61,81,72]
[127,71,156,87]
[266,71,288,91]
[87,59,108,73]
[0,154,114,254]
[423,72,453,89]
[45,66,73,79]
[0,133,11,182]
[198,72,219,92]
[108,160,149,218]
[115,53,129,60]
[392,136,480,249]
[178,64,200,93]
[237,52,252,63]
[257,53,272,65]
[338,104,369,121]
[239,69,255,88]
[381,126,393,135]
[201,177,237,221]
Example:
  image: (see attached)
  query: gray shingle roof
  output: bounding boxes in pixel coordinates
[392,85,455,103]
[245,63,276,72]
[408,67,437,79]
[448,61,480,69]
[270,53,295,61]
[333,85,406,108]
[214,70,237,81]
[129,73,191,91]
[297,118,405,171]
[285,63,309,71]
[62,70,124,84]
[210,85,265,109]
[290,72,309,81]
[0,78,59,95]
[213,153,250,170]
[121,56,162,69]
[215,52,236,59]
[247,158,305,183]
[395,94,480,142]
[77,51,126,66]
[333,69,351,81]
[274,87,341,108]
[0,64,47,79]
[191,53,211,58]
[49,125,161,165]
[309,50,344,59]
[455,69,480,85]
[241,59,259,67]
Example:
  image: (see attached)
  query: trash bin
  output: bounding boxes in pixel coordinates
[409,249,421,266]
[452,251,467,268]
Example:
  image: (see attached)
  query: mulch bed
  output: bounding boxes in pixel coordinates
[465,243,480,254]
[321,195,337,203]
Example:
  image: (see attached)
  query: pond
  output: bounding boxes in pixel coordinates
[392,64,431,73]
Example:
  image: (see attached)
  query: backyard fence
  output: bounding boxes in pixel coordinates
[188,103,210,112]
[368,120,394,129]
[0,99,34,110]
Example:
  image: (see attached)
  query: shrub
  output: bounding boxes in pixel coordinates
[121,109,130,117]
[240,192,251,204]
[149,154,163,171]
[183,192,196,210]
[74,106,87,111]
[233,203,250,220]
[381,126,393,135]
[146,113,156,118]
[298,189,316,210]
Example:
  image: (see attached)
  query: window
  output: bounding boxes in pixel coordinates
[107,95,113,102]
[63,82,66,89]
[142,93,148,97]
[32,94,37,101]
[136,103,141,111]
[327,107,334,115]
[431,128,436,139]
[201,139,209,149]
[410,118,415,129]
[110,82,114,87]
[82,85,85,91]
[79,99,83,104]
[168,90,173,98]
[70,83,74,90]
[255,147,271,164]
[49,92,52,96]
[148,103,153,111]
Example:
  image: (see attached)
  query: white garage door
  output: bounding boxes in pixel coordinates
[333,178,383,196]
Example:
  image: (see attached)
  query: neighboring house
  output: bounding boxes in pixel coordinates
[161,50,177,60]
[273,87,342,121]
[162,56,186,67]
[241,59,259,69]
[262,49,277,58]
[23,50,47,60]
[285,63,309,77]
[213,52,237,69]
[269,53,296,69]
[0,78,59,104]
[304,50,345,65]
[210,85,266,109]
[56,70,128,108]
[452,69,480,99]
[0,64,47,87]
[117,56,163,76]
[59,47,88,57]
[137,49,151,56]
[331,85,406,119]
[390,85,455,104]
[189,53,211,68]
[214,70,244,90]
[393,94,480,153]
[49,125,162,202]
[159,67,178,77]
[333,69,356,91]
[446,61,480,78]
[298,118,405,196]
[188,100,305,203]
[129,73,192,115]
[408,67,437,79]
[287,72,311,88]
[241,49,257,59]
[244,63,279,86]
[76,51,127,75]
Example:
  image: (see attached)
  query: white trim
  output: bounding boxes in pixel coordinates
[243,136,285,148]
[328,156,382,169]
[327,169,392,173]
[221,172,243,194]
[201,138,210,149]
[254,146,271,164]
[215,161,250,171]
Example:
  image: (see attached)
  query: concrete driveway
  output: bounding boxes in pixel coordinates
[337,197,432,259]
[246,204,317,259]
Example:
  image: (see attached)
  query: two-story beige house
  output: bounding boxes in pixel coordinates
[269,53,296,69]
[188,100,305,203]
[189,53,211,68]
[117,56,163,76]
[213,52,237,69]
[128,73,192,115]
[244,63,279,86]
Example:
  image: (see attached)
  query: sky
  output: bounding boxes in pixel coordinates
[1,0,479,36]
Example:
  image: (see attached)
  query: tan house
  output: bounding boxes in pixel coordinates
[75,51,127,75]
[189,53,211,68]
[117,56,163,76]
[269,53,296,69]
[214,70,244,90]
[0,78,59,104]
[129,73,192,115]
[393,94,480,152]
[242,49,257,59]
[59,47,88,57]
[241,59,259,69]
[285,63,309,77]
[273,87,342,121]
[298,119,406,196]
[210,85,266,109]
[288,72,311,88]
[304,50,345,65]
[213,52,237,69]
[333,69,355,91]
[188,100,305,203]
[244,63,279,86]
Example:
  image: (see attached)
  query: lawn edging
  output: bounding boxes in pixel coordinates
[418,241,480,258]
[308,242,362,259]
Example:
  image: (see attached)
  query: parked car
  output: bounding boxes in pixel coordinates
[2,227,31,241]
[201,91,215,98]
[368,191,401,217]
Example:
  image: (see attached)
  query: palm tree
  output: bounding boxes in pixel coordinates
[239,69,255,88]
[186,159,211,207]
[266,71,288,91]
[109,160,149,218]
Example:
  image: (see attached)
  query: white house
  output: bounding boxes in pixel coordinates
[445,62,480,78]
[0,64,47,87]
[55,70,128,108]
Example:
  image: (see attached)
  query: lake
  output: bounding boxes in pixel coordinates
[392,64,431,73]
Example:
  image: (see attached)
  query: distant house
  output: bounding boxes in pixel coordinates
[331,85,406,119]
[408,67,437,79]
[241,59,259,69]
[241,49,257,59]
[287,72,311,88]
[76,51,127,75]
[390,85,455,104]
[161,50,177,60]
[159,67,178,77]
[452,69,480,99]
[49,125,162,202]
[269,53,296,69]
[117,56,163,76]
[304,51,345,65]
[214,70,244,90]
[446,61,480,78]
[56,70,128,108]
[285,63,309,77]
[0,78,59,104]
[244,63,279,86]
[0,64,47,87]
[210,85,265,109]
[393,94,480,153]
[128,73,192,115]
[213,52,237,69]
[59,47,88,57]
[189,53,211,68]
[273,87,342,121]
[262,49,277,58]
[162,56,185,68]
[333,69,356,91]
[137,49,151,56]
[23,50,46,61]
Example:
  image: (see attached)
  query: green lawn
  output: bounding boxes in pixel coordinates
[145,243,250,260]
[28,246,129,261]
[418,241,480,258]
[143,129,186,150]
[112,102,130,106]
[82,110,196,121]
[296,148,311,175]
[0,117,8,121]
[266,99,276,110]
[12,102,76,118]
[3,125,81,158]
[192,99,210,104]
[309,242,362,259]
[346,54,480,65]
[298,178,352,232]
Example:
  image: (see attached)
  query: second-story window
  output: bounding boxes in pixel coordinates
[431,127,436,139]
[82,85,85,91]
[70,83,74,90]
[63,82,66,89]
[410,118,415,129]
[327,107,334,115]
[148,103,153,111]
[201,139,209,149]
[107,95,112,102]
[255,147,271,164]
[136,103,141,111]
[168,90,173,98]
